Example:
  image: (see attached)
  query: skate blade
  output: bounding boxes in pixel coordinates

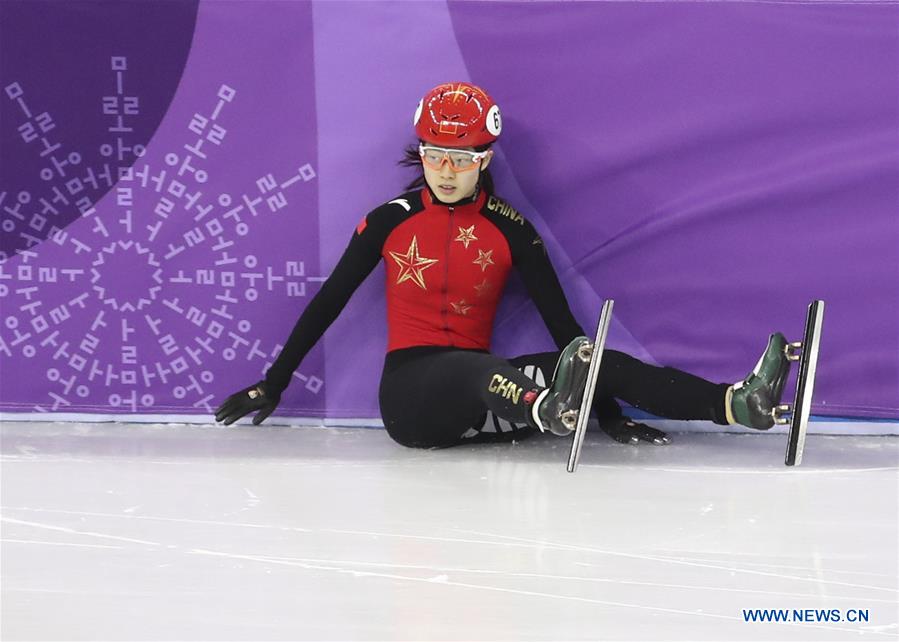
[567,299,614,473]
[784,300,824,466]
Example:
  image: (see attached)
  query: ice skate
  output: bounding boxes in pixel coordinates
[529,336,593,436]
[728,332,792,430]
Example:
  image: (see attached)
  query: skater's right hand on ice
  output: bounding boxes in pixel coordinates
[602,417,670,446]
[214,381,280,426]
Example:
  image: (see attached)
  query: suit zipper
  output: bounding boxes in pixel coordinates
[442,207,453,345]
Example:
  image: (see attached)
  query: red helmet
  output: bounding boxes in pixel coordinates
[413,82,502,147]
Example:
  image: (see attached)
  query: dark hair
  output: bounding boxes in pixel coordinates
[398,141,495,195]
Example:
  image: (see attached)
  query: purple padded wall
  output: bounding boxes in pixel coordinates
[1,1,896,420]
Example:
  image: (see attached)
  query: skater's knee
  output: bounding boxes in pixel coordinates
[385,428,456,450]
[603,349,637,370]
[390,434,432,449]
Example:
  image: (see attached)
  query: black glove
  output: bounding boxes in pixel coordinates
[214,381,281,426]
[601,416,670,445]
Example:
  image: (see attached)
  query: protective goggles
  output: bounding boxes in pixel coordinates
[418,144,489,172]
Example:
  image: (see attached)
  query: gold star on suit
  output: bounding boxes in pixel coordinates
[474,278,492,298]
[389,236,439,290]
[473,248,495,272]
[451,300,473,316]
[455,225,478,249]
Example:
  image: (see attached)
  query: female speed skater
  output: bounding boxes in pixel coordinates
[214,82,792,449]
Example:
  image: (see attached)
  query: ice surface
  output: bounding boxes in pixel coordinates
[2,421,897,641]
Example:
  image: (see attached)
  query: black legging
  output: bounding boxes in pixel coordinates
[379,346,730,449]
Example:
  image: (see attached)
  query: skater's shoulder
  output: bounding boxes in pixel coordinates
[369,190,425,217]
[479,192,548,256]
[355,191,424,237]
[480,192,533,230]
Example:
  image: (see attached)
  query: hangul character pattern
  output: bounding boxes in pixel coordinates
[102,95,139,117]
[47,367,77,395]
[30,314,49,334]
[183,226,205,248]
[266,266,285,291]
[130,164,167,192]
[256,173,287,212]
[60,268,83,282]
[47,226,67,246]
[195,269,215,285]
[118,209,133,234]
[5,82,31,116]
[2,191,30,234]
[48,185,71,208]
[173,371,213,401]
[36,392,71,412]
[192,201,214,221]
[80,333,101,356]
[68,235,92,255]
[38,196,60,216]
[143,314,162,337]
[158,333,179,356]
[188,113,210,137]
[221,319,251,361]
[37,137,63,161]
[240,254,262,301]
[48,302,70,325]
[17,264,33,282]
[90,310,108,333]
[75,196,95,218]
[186,306,206,327]
[109,390,155,413]
[192,334,215,359]
[155,197,175,220]
[121,318,136,342]
[170,270,193,284]
[4,315,36,357]
[183,138,207,160]
[170,151,209,184]
[211,290,237,321]
[79,165,114,191]
[213,238,238,266]
[116,187,133,207]
[19,297,40,315]
[162,298,184,316]
[148,220,163,242]
[278,163,317,189]
[42,152,81,181]
[242,193,262,217]
[68,292,89,310]
[122,345,138,365]
[211,84,236,118]
[27,210,51,235]
[286,261,308,297]
[100,139,145,162]
[220,194,250,236]
[92,216,109,238]
[17,112,55,144]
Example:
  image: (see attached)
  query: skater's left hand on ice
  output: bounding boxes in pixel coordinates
[602,417,670,445]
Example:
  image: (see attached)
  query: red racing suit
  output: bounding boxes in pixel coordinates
[264,187,584,394]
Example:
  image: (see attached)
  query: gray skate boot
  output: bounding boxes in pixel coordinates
[728,332,792,430]
[527,336,593,436]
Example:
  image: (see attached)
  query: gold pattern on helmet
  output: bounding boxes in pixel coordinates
[414,82,502,147]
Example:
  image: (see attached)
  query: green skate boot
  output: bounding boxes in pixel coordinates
[527,336,593,436]
[728,332,792,430]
